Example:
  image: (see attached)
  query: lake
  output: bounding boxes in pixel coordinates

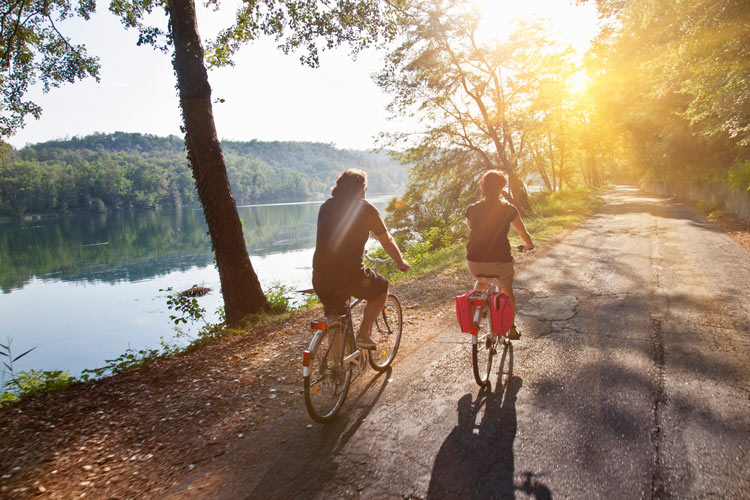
[0,195,393,379]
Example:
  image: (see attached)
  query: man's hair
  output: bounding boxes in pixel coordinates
[480,170,507,200]
[331,168,367,198]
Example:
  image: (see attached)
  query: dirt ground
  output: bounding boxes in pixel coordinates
[1,199,747,500]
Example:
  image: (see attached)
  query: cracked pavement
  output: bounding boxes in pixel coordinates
[162,186,750,499]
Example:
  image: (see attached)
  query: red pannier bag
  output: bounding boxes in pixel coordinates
[489,293,514,335]
[455,290,480,333]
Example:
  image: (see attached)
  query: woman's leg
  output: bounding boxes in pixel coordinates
[501,285,520,339]
[500,286,516,312]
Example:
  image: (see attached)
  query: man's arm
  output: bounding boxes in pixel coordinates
[376,231,410,272]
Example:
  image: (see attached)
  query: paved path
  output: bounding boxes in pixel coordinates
[163,186,750,499]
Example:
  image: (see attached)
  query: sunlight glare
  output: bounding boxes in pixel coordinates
[471,0,599,53]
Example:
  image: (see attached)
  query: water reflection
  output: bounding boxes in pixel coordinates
[0,201,327,293]
[0,197,390,376]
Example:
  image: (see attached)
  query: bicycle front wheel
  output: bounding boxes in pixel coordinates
[304,327,352,423]
[472,305,496,387]
[368,293,403,371]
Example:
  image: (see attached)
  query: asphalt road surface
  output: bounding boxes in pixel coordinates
[163,186,750,499]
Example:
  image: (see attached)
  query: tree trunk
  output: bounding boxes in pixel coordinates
[506,167,533,216]
[168,0,269,325]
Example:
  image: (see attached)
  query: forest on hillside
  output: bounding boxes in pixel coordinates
[0,132,407,216]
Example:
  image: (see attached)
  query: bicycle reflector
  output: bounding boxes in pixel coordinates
[303,350,311,367]
[310,321,327,330]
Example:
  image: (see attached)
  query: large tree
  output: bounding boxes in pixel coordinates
[2,0,403,325]
[377,0,588,230]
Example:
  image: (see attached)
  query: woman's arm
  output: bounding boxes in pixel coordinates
[511,214,534,250]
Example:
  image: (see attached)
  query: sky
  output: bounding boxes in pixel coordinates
[6,0,600,151]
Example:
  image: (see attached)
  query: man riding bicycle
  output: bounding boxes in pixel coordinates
[312,169,410,349]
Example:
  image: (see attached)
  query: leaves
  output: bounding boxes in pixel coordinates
[0,0,101,136]
[205,0,401,69]
[585,0,750,185]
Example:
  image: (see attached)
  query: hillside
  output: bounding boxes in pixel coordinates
[0,132,407,216]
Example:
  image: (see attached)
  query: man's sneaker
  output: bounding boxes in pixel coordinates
[355,334,377,350]
[507,325,521,340]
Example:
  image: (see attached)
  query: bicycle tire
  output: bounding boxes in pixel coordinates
[472,304,496,387]
[368,293,403,371]
[304,326,352,423]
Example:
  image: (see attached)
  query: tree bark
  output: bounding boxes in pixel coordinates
[168,0,269,325]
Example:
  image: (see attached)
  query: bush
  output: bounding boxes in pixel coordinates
[531,188,599,217]
[265,283,294,312]
[697,200,720,214]
[0,369,75,407]
[728,161,750,192]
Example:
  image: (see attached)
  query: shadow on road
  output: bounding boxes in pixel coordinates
[426,343,552,499]
[245,367,394,499]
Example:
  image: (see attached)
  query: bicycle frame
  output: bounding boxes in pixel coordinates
[304,297,366,379]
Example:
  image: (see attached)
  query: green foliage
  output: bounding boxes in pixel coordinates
[79,345,164,380]
[697,200,720,215]
[0,0,100,136]
[205,1,401,69]
[1,337,36,390]
[163,286,206,325]
[263,283,321,313]
[531,189,600,217]
[0,338,74,407]
[585,0,750,193]
[0,133,407,216]
[728,161,750,192]
[12,369,75,395]
[264,283,295,313]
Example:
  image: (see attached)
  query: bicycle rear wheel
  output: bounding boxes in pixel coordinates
[368,294,403,371]
[472,305,497,387]
[304,326,352,423]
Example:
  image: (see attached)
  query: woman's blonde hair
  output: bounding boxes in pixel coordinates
[331,168,367,198]
[479,170,507,200]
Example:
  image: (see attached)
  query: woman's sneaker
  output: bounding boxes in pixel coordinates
[507,325,521,340]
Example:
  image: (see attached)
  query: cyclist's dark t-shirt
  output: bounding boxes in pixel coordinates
[465,199,518,263]
[313,196,387,276]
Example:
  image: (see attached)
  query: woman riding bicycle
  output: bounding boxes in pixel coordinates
[312,169,410,349]
[465,170,534,339]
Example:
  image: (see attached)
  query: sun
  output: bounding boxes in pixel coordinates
[569,70,591,95]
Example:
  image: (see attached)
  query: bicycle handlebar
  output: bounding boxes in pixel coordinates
[364,253,392,265]
[364,253,393,271]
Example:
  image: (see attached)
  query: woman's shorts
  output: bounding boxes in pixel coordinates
[466,259,514,289]
[312,267,389,315]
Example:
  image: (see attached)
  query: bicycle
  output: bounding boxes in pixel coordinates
[465,244,527,387]
[302,255,403,423]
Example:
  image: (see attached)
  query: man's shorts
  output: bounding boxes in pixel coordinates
[466,259,514,289]
[312,267,389,316]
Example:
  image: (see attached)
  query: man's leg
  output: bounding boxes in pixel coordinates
[356,290,387,348]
